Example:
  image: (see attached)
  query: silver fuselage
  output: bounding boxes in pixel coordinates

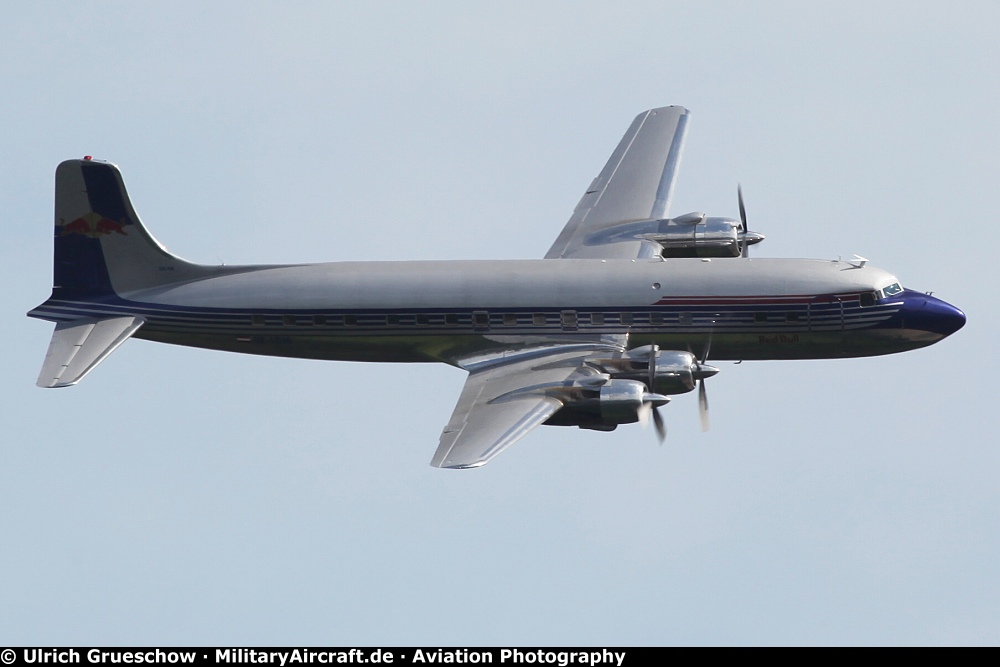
[34,257,963,366]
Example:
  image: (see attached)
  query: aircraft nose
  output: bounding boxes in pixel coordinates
[901,291,966,338]
[939,301,966,336]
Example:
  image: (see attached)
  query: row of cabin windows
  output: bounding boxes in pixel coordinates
[251,312,671,328]
[251,294,878,328]
[750,300,879,323]
[249,311,819,328]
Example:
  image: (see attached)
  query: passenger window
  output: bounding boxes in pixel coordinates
[344,315,357,326]
[561,311,578,329]
[591,312,605,325]
[252,314,266,327]
[860,292,877,307]
[621,312,634,325]
[503,313,518,326]
[754,312,768,323]
[473,311,490,329]
[446,313,460,326]
[532,313,547,326]
[416,314,429,325]
[650,312,665,325]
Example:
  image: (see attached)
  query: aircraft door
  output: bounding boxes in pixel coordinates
[808,295,845,352]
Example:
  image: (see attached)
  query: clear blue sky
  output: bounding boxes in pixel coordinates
[2,1,998,645]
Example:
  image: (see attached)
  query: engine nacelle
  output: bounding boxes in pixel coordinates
[595,345,719,396]
[579,212,763,259]
[609,348,700,395]
[648,350,699,395]
[597,379,648,425]
[543,379,667,429]
[648,213,741,258]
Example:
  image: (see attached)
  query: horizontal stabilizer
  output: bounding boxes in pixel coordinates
[36,316,144,388]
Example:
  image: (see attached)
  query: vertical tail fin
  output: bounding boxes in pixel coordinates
[46,158,206,300]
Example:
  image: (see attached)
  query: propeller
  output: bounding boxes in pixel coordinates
[651,405,667,443]
[638,345,668,444]
[736,185,765,257]
[634,341,717,441]
[647,344,659,392]
[638,395,668,444]
[698,377,710,431]
[737,184,749,258]
[693,335,718,432]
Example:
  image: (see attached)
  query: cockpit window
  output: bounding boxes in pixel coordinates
[882,282,903,297]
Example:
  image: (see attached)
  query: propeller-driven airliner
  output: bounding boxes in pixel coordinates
[29,106,966,468]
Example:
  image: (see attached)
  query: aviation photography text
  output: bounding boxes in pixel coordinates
[9,649,628,667]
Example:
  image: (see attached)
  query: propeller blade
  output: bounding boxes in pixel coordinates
[647,344,659,391]
[698,332,711,431]
[698,379,710,432]
[738,184,749,258]
[737,184,747,231]
[652,406,666,443]
[639,392,669,444]
[637,401,652,426]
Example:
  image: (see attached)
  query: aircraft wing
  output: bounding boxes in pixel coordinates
[431,346,618,468]
[36,316,145,388]
[545,106,689,260]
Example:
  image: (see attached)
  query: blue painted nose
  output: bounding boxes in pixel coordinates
[900,290,966,337]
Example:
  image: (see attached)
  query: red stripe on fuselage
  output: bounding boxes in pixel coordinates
[653,293,864,306]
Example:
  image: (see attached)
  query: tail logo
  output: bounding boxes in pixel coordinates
[58,212,129,238]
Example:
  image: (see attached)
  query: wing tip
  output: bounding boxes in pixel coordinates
[431,460,487,470]
[36,379,77,389]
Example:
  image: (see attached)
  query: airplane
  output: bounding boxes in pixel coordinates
[28,106,966,468]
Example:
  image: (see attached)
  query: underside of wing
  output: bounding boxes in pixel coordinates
[36,316,144,388]
[432,392,563,469]
[545,106,689,260]
[431,346,619,469]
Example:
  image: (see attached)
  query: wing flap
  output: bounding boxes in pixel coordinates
[36,316,144,388]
